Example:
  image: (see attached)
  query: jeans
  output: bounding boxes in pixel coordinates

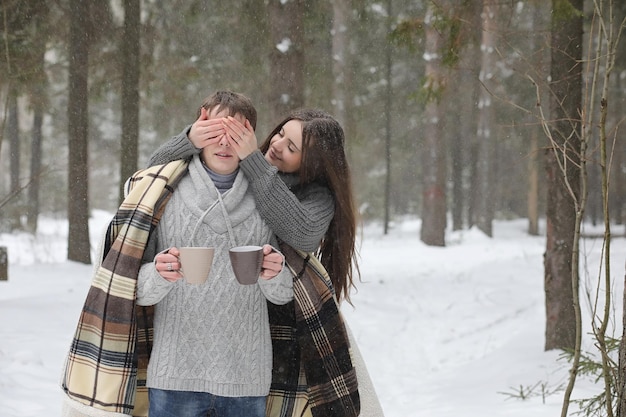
[148,388,266,417]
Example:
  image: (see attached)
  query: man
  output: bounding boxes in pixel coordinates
[61,91,293,417]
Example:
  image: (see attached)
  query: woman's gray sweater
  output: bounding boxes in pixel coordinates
[136,155,293,398]
[147,126,335,252]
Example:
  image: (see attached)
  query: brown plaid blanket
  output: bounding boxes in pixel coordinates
[61,159,359,417]
[266,244,360,417]
[61,160,189,416]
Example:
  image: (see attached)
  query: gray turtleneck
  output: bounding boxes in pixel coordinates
[201,162,238,194]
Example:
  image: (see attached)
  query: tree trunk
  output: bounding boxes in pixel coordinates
[452,0,482,232]
[7,84,20,231]
[449,117,462,231]
[475,0,498,238]
[609,1,626,231]
[611,72,626,231]
[420,2,448,247]
[8,85,19,195]
[267,0,305,124]
[526,1,547,237]
[27,94,43,233]
[527,127,539,235]
[26,10,48,234]
[588,159,600,226]
[467,69,482,230]
[240,0,269,130]
[331,0,349,128]
[67,0,91,264]
[544,0,583,351]
[619,261,626,416]
[383,0,393,234]
[610,3,626,415]
[119,0,141,203]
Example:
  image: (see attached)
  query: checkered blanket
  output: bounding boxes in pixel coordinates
[61,159,359,417]
[61,160,189,417]
[266,244,360,417]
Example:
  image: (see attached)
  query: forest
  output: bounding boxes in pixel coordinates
[1,0,624,246]
[2,0,626,415]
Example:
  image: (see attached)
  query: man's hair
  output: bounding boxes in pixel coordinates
[197,90,257,130]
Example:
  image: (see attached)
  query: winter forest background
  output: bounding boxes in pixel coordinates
[1,0,626,415]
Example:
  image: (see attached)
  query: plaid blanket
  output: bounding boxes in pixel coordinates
[61,160,189,417]
[267,243,360,417]
[61,158,359,417]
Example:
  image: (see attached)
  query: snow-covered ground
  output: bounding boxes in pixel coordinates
[1,211,624,416]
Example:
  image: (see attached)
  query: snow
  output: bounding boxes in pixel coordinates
[0,211,624,416]
[275,38,292,54]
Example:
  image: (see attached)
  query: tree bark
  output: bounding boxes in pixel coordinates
[610,73,625,229]
[383,0,393,234]
[544,0,583,351]
[6,84,20,231]
[454,0,481,232]
[240,0,270,129]
[26,9,48,234]
[67,0,91,264]
[332,0,349,128]
[475,0,498,238]
[619,258,626,416]
[527,1,547,237]
[267,0,305,124]
[27,92,43,233]
[527,127,539,235]
[420,2,448,247]
[611,15,626,232]
[8,85,19,195]
[119,0,141,204]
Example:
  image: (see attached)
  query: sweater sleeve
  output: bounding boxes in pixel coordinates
[257,238,294,305]
[136,261,176,306]
[137,229,175,306]
[147,125,200,167]
[239,151,335,252]
[258,259,294,305]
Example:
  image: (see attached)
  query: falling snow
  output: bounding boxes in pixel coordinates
[276,38,292,53]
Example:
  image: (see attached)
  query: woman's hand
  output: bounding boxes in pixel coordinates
[188,107,227,149]
[259,244,284,280]
[155,247,184,282]
[222,116,258,160]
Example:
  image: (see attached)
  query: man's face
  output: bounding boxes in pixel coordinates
[200,108,246,175]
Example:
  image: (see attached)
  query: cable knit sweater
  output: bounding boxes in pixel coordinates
[136,155,293,398]
[147,125,335,252]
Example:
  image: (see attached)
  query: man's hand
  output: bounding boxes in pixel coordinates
[155,247,184,282]
[259,244,284,280]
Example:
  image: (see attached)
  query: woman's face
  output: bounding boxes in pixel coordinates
[265,120,303,174]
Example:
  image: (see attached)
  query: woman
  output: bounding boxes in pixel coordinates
[148,108,359,303]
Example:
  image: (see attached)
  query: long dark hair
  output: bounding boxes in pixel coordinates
[260,109,360,303]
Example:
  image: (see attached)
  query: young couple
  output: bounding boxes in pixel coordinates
[61,91,376,417]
